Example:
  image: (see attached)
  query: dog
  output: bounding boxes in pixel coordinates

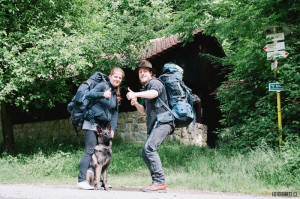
[86,122,113,190]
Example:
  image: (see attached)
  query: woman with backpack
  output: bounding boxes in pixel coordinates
[77,67,125,190]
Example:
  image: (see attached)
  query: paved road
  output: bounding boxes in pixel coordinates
[0,184,292,199]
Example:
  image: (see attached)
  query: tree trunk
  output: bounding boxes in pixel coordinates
[1,101,15,154]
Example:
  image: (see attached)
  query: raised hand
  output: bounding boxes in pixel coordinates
[103,88,111,98]
[126,88,136,100]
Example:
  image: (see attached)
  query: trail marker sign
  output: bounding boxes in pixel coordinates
[266,33,285,41]
[269,83,284,92]
[264,42,285,52]
[267,51,289,60]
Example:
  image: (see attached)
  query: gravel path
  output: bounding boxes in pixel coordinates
[0,184,293,199]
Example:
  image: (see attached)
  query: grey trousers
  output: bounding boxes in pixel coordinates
[141,124,173,184]
[78,129,98,183]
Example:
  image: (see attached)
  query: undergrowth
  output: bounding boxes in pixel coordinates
[0,136,299,195]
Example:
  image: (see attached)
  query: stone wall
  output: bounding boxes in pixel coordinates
[12,119,76,143]
[0,111,207,146]
[113,111,207,146]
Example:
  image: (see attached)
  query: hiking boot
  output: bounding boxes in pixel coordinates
[140,182,166,193]
[77,181,94,190]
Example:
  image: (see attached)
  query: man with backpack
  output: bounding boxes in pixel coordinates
[126,60,174,193]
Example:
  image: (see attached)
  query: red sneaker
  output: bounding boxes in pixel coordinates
[140,182,167,193]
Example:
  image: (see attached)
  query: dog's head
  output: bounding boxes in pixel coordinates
[96,122,112,145]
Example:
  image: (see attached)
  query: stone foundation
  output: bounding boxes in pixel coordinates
[116,111,207,146]
[0,111,207,146]
[172,123,208,146]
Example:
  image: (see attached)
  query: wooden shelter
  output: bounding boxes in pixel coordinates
[121,30,226,146]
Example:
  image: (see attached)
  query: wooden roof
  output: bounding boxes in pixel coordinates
[140,29,203,59]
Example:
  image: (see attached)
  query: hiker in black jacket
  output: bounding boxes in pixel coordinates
[77,67,124,190]
[126,60,174,193]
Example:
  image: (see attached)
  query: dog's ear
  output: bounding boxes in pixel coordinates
[106,122,111,131]
[96,125,103,134]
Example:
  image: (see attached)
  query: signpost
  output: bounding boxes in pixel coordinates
[271,61,278,70]
[264,34,289,61]
[264,26,290,152]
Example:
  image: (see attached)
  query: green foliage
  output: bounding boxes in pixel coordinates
[281,135,300,177]
[0,0,173,110]
[0,0,93,109]
[170,0,300,150]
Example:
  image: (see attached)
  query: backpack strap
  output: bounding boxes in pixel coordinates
[81,82,91,103]
[187,93,197,136]
[73,126,81,145]
[157,97,172,113]
[152,97,175,129]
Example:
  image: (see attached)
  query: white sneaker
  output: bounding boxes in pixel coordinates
[77,181,94,190]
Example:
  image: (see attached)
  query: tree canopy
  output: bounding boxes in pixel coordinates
[1,0,299,152]
[0,0,173,110]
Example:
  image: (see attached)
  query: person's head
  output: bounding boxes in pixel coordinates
[109,67,125,88]
[137,60,155,85]
[109,67,125,105]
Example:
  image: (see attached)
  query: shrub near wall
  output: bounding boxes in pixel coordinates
[1,111,207,146]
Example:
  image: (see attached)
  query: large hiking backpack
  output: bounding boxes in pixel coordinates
[158,63,200,128]
[67,72,109,136]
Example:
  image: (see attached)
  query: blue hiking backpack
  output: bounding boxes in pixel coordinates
[157,63,200,129]
[67,72,109,138]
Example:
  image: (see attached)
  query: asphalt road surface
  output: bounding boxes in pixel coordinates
[0,184,294,199]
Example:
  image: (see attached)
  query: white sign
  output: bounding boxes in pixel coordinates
[264,42,285,52]
[266,33,285,41]
[267,51,289,60]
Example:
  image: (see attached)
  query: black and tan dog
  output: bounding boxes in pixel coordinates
[86,123,112,190]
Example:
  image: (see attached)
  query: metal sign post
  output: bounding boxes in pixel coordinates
[277,92,283,151]
[264,26,289,152]
[269,83,283,151]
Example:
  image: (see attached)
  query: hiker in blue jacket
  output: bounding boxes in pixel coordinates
[77,67,124,190]
[126,60,174,193]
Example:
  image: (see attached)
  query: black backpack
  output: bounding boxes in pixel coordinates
[157,63,200,130]
[67,72,109,138]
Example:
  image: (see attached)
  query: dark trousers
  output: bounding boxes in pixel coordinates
[141,124,173,184]
[78,129,98,183]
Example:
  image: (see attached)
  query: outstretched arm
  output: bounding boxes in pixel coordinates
[126,88,157,115]
[126,88,158,100]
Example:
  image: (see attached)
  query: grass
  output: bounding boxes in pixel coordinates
[0,136,299,195]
